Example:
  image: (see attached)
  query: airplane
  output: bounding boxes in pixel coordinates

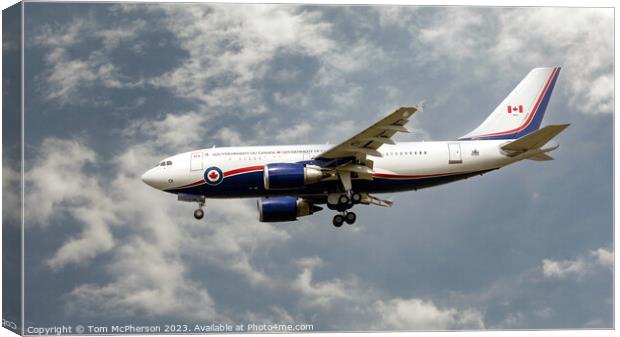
[141,67,568,227]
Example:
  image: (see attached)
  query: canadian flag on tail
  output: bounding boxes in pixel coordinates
[507,105,524,113]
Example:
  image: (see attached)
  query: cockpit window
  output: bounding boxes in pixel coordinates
[155,160,172,167]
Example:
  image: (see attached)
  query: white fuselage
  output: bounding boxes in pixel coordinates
[142,140,517,195]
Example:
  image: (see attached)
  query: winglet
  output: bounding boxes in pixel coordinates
[415,100,426,113]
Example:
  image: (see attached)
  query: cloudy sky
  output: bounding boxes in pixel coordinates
[11,3,613,331]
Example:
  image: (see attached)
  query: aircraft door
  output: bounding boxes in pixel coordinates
[190,152,203,171]
[448,143,462,164]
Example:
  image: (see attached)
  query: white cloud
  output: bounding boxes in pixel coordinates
[25,138,99,227]
[29,112,289,319]
[2,163,21,226]
[144,4,334,109]
[43,50,139,104]
[414,8,613,114]
[542,258,588,279]
[96,19,146,50]
[289,256,484,330]
[33,18,91,48]
[491,8,613,114]
[292,257,357,307]
[418,8,487,61]
[181,198,290,286]
[274,122,312,143]
[542,246,613,279]
[34,18,145,104]
[67,239,219,320]
[124,111,211,150]
[24,138,117,270]
[214,127,244,146]
[272,91,309,107]
[331,85,362,107]
[592,247,613,269]
[374,298,485,330]
[376,6,418,28]
[312,40,386,100]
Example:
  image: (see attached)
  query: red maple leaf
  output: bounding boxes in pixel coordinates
[208,171,219,180]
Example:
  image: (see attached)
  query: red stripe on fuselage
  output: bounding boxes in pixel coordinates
[176,179,206,189]
[173,165,264,189]
[472,67,558,138]
[224,165,264,177]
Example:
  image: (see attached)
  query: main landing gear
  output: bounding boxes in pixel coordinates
[329,192,361,228]
[332,211,357,227]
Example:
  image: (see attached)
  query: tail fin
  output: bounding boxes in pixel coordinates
[460,67,561,140]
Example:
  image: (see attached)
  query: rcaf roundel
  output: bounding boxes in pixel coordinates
[204,166,224,186]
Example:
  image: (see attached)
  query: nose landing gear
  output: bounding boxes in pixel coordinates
[194,208,204,220]
[193,201,205,220]
[178,194,207,221]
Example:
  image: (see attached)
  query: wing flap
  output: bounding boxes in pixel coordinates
[317,106,418,160]
[361,136,396,145]
[378,125,410,132]
[360,194,393,207]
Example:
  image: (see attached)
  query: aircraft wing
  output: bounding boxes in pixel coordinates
[316,106,418,160]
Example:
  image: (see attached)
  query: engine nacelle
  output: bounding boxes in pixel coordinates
[257,196,323,222]
[263,163,324,190]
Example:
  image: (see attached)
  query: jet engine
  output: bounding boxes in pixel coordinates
[263,163,326,190]
[257,196,323,222]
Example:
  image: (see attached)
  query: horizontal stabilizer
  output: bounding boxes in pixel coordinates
[501,124,569,152]
[528,153,555,161]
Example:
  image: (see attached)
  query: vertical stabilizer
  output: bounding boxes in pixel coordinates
[460,67,561,140]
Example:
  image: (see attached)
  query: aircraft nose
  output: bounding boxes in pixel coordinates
[141,169,159,189]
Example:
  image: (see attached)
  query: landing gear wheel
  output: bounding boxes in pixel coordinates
[194,208,204,220]
[332,214,344,227]
[345,212,356,225]
[351,193,362,204]
[338,194,350,205]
